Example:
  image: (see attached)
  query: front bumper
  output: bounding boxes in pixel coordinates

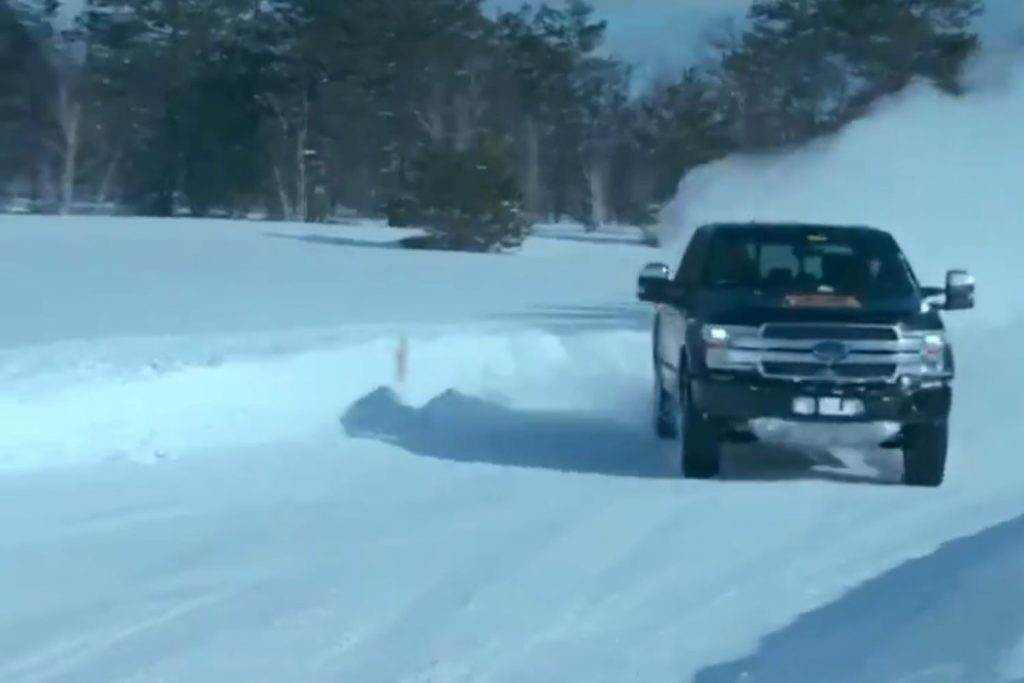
[690,374,951,424]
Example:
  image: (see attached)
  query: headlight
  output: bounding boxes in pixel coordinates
[701,324,758,347]
[702,324,732,347]
[901,331,949,376]
[702,325,760,370]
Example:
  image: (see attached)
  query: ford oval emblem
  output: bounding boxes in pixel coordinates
[812,340,850,364]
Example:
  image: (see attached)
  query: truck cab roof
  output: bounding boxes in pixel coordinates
[697,221,893,237]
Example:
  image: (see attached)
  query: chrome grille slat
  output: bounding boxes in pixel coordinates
[754,350,909,364]
[761,361,899,382]
[751,323,910,383]
[734,338,917,353]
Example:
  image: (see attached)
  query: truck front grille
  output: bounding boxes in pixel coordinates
[760,324,899,341]
[761,361,898,381]
[750,324,905,382]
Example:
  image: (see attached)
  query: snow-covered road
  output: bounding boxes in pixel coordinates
[2,59,1023,683]
[0,216,1020,683]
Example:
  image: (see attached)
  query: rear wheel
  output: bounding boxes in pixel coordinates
[902,421,948,488]
[679,377,721,479]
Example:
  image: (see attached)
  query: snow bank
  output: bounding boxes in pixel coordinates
[0,328,649,470]
[660,54,1024,326]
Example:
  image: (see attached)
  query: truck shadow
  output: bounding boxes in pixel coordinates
[692,511,1024,683]
[722,442,901,485]
[719,445,895,486]
[341,386,671,479]
[339,387,894,486]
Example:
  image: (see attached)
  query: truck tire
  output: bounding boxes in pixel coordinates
[654,374,678,439]
[679,377,721,479]
[902,421,948,487]
[652,327,677,440]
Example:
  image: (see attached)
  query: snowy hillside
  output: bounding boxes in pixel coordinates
[2,57,1024,683]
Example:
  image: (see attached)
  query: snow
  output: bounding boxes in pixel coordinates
[660,53,1024,327]
[0,217,651,349]
[695,512,1024,683]
[2,55,1024,683]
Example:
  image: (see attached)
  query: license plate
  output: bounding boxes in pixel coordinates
[793,397,864,417]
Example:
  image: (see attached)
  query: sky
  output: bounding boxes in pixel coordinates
[569,0,751,67]
[490,0,1024,70]
[486,0,750,70]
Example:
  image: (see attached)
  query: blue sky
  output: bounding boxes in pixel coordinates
[575,0,751,67]
[487,0,750,68]
[490,0,1023,68]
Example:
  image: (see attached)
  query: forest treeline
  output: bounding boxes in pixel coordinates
[0,0,982,249]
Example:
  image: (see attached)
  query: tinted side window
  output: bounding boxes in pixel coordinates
[675,228,710,285]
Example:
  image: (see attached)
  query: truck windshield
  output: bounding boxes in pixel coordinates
[700,227,918,299]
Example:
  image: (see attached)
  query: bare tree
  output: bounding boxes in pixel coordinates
[452,64,487,152]
[263,87,312,222]
[49,74,82,213]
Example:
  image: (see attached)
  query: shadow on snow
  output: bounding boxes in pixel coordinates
[693,512,1024,683]
[340,387,898,486]
[264,231,404,250]
[341,386,669,479]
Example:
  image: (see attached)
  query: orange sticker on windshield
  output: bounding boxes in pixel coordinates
[784,294,862,308]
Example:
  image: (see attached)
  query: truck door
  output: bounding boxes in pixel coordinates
[660,227,709,380]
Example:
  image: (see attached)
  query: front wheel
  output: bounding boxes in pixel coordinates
[679,378,721,479]
[902,421,948,487]
[653,371,678,440]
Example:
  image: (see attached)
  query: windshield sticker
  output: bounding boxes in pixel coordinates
[784,293,862,308]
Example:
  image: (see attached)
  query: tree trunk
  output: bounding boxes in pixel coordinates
[453,69,483,153]
[97,149,121,204]
[414,81,446,144]
[295,88,309,223]
[273,163,292,220]
[56,81,81,215]
[585,159,607,230]
[522,115,542,217]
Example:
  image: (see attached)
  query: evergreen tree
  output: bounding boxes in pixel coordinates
[827,0,982,106]
[635,68,732,205]
[407,132,528,252]
[0,0,985,239]
[0,0,53,197]
[716,0,983,149]
[494,1,607,222]
[83,0,263,214]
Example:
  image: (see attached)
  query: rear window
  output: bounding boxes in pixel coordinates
[701,227,917,298]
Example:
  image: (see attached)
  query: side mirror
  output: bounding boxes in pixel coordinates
[637,262,673,303]
[944,269,975,311]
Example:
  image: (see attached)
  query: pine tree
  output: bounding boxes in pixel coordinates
[406,132,528,252]
[83,0,264,214]
[827,0,982,106]
[577,56,630,228]
[635,68,733,204]
[493,0,607,222]
[0,0,53,197]
[717,0,983,150]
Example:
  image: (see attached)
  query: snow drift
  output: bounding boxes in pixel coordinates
[0,328,650,470]
[660,54,1024,326]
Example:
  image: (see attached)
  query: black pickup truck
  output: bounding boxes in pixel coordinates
[637,222,975,487]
